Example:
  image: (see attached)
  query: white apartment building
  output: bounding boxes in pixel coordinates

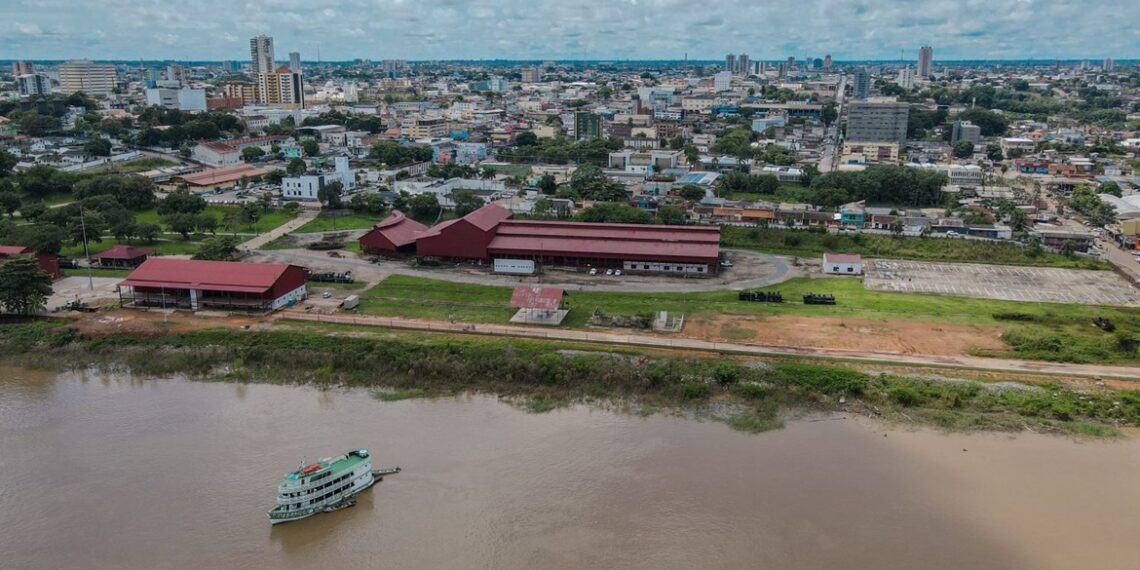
[145,87,207,112]
[58,60,117,96]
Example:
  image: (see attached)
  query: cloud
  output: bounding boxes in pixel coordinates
[0,0,1136,60]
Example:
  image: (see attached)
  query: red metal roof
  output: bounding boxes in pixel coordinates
[367,210,428,247]
[497,220,721,243]
[823,252,862,264]
[509,286,565,310]
[0,245,32,255]
[91,244,152,260]
[415,217,463,240]
[177,163,270,186]
[462,203,513,231]
[120,259,303,293]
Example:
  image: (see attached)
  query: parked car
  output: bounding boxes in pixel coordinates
[719,259,734,268]
[589,268,598,276]
[614,270,622,276]
[605,269,614,276]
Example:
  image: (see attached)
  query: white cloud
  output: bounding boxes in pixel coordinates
[0,0,1136,60]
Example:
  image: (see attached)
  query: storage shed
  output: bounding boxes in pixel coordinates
[822,252,863,275]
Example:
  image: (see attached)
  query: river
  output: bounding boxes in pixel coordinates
[2,366,1139,569]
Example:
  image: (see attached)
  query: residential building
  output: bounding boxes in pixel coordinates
[58,60,117,96]
[289,51,301,73]
[896,67,915,89]
[950,121,982,145]
[918,45,933,77]
[17,74,51,97]
[145,87,207,112]
[403,116,448,139]
[842,141,900,163]
[250,35,275,74]
[11,61,34,76]
[823,253,863,275]
[713,71,732,92]
[573,111,602,140]
[258,65,305,108]
[222,82,258,105]
[846,100,909,146]
[725,54,736,73]
[521,67,540,83]
[852,67,870,99]
[738,53,750,76]
[192,141,241,167]
[823,54,832,70]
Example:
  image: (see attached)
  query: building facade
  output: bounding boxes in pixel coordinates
[58,60,117,96]
[573,112,602,140]
[918,45,933,77]
[250,35,275,74]
[17,74,50,96]
[846,101,909,146]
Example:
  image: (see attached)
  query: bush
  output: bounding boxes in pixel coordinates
[889,385,921,406]
[713,364,739,385]
[776,364,868,395]
[783,234,802,247]
[680,380,711,399]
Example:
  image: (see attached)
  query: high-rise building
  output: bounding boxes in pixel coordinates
[12,61,34,76]
[786,56,796,71]
[918,45,933,77]
[896,67,915,89]
[573,111,602,140]
[852,67,870,99]
[165,64,188,86]
[823,55,833,70]
[738,53,749,76]
[289,52,301,73]
[949,121,982,146]
[381,59,407,73]
[725,54,736,74]
[1103,58,1115,72]
[521,67,540,83]
[250,34,275,75]
[258,65,306,109]
[846,101,909,146]
[58,60,118,96]
[17,74,51,97]
[714,70,732,92]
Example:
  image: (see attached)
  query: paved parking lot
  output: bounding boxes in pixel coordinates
[865,260,1140,307]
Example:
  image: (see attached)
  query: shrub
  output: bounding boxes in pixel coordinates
[889,385,921,406]
[783,234,802,247]
[776,364,868,395]
[680,380,711,399]
[713,364,740,385]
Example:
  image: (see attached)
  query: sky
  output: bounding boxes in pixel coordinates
[2,0,1138,62]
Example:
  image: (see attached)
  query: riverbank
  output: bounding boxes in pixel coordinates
[2,319,1137,437]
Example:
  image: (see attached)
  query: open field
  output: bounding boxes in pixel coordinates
[60,238,202,258]
[294,212,384,233]
[134,206,296,234]
[866,260,1140,306]
[722,226,1109,270]
[354,274,1140,363]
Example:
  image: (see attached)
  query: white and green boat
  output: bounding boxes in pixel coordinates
[267,449,398,524]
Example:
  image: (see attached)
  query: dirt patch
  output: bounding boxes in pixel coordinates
[69,309,266,338]
[685,314,1006,357]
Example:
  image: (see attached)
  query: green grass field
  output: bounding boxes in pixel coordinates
[356,274,1140,363]
[60,238,202,258]
[483,164,533,178]
[722,226,1108,270]
[134,206,296,234]
[294,212,384,233]
[100,157,178,174]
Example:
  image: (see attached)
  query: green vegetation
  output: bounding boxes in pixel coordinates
[0,256,53,314]
[134,205,296,235]
[1,321,1135,437]
[721,226,1108,270]
[295,212,383,233]
[101,157,177,174]
[59,238,201,258]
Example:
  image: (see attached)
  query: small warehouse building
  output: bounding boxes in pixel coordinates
[508,286,568,325]
[91,244,152,268]
[359,210,428,255]
[118,258,308,312]
[822,252,863,275]
[0,245,63,279]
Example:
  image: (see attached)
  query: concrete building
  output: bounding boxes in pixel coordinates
[289,51,301,73]
[402,116,448,139]
[918,46,933,77]
[852,68,870,99]
[58,60,117,96]
[738,53,750,76]
[17,74,50,97]
[11,61,34,76]
[258,65,305,109]
[713,71,732,92]
[823,54,832,70]
[841,141,900,163]
[145,87,207,112]
[573,111,602,140]
[823,252,863,275]
[191,141,241,167]
[521,67,540,83]
[281,173,325,201]
[950,121,982,146]
[250,35,275,75]
[896,67,915,89]
[846,101,909,146]
[725,54,736,73]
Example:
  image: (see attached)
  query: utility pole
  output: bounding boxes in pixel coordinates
[80,204,93,291]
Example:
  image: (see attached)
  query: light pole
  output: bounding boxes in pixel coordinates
[79,204,94,291]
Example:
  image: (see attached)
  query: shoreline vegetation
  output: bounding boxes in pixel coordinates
[2,319,1137,438]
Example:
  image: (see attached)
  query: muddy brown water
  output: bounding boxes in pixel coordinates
[2,366,1139,569]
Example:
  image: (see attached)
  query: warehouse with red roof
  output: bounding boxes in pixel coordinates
[118,258,308,311]
[359,210,428,254]
[364,203,722,275]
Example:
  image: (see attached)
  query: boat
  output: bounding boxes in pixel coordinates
[266,449,386,525]
[322,499,357,513]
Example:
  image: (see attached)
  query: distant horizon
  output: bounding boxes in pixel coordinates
[3,57,1138,66]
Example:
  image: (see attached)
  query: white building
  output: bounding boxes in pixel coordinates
[17,74,50,96]
[822,252,863,275]
[58,60,117,96]
[896,67,915,89]
[191,142,241,167]
[281,174,325,201]
[145,87,207,112]
[713,71,732,92]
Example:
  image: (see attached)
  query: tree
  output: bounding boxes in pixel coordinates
[821,102,838,126]
[678,185,706,201]
[953,141,975,159]
[538,174,558,195]
[348,193,387,215]
[317,180,344,209]
[299,138,320,157]
[956,108,1009,136]
[83,138,112,158]
[985,143,1004,162]
[165,213,197,239]
[192,236,240,261]
[0,149,16,177]
[241,146,266,162]
[515,131,539,146]
[2,223,65,255]
[240,203,262,229]
[533,197,569,219]
[0,256,52,315]
[575,203,652,224]
[1098,181,1122,198]
[16,113,61,137]
[655,205,686,225]
[286,158,307,176]
[683,145,700,164]
[264,169,285,185]
[0,192,21,217]
[407,193,440,220]
[888,220,905,237]
[194,213,219,235]
[135,223,161,243]
[157,189,206,216]
[1060,239,1076,258]
[18,201,47,222]
[453,191,484,217]
[569,164,627,202]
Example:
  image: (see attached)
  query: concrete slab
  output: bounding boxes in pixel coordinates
[48,276,123,310]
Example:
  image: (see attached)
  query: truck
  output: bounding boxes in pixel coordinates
[341,295,359,310]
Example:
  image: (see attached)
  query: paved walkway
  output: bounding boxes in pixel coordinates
[240,212,317,250]
[281,311,1140,381]
[251,248,791,293]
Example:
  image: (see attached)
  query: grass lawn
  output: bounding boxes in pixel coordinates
[99,157,178,174]
[728,185,813,203]
[60,238,202,258]
[62,267,131,278]
[356,274,1140,363]
[483,164,533,178]
[295,212,384,233]
[134,206,296,234]
[722,226,1109,270]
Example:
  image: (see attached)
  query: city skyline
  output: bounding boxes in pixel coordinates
[2,0,1138,61]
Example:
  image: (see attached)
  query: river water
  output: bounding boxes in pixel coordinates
[2,366,1139,569]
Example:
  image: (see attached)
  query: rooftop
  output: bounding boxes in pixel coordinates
[120,259,303,294]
